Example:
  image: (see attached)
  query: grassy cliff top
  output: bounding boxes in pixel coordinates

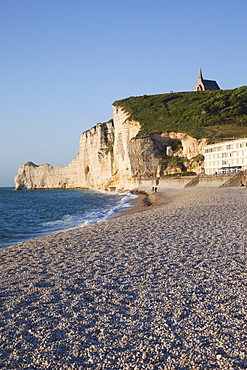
[113,86,247,140]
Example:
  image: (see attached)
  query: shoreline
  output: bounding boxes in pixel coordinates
[115,190,164,218]
[1,187,247,369]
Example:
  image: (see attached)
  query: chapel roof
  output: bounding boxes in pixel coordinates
[202,79,220,90]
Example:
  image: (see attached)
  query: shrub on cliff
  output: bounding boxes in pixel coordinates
[25,161,39,167]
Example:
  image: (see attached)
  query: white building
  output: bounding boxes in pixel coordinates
[204,138,247,175]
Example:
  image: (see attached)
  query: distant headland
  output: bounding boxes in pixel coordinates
[15,85,247,191]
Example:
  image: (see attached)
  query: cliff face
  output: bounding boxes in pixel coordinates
[14,106,207,191]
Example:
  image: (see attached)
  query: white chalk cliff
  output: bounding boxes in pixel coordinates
[14,106,207,191]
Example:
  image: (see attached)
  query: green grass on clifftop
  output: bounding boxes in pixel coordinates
[113,86,247,140]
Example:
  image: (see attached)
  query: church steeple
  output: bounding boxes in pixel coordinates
[199,68,203,80]
[195,68,204,91]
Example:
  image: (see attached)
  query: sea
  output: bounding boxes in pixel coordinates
[0,187,137,248]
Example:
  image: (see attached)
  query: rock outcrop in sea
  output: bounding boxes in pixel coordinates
[14,106,206,191]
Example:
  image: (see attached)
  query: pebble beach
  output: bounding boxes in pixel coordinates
[0,187,247,369]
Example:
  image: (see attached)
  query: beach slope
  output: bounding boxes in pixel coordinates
[0,188,246,369]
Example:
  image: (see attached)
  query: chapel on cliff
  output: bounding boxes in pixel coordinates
[195,69,220,91]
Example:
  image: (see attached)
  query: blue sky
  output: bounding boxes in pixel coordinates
[0,0,246,186]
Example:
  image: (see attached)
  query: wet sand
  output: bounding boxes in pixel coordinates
[116,191,163,218]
